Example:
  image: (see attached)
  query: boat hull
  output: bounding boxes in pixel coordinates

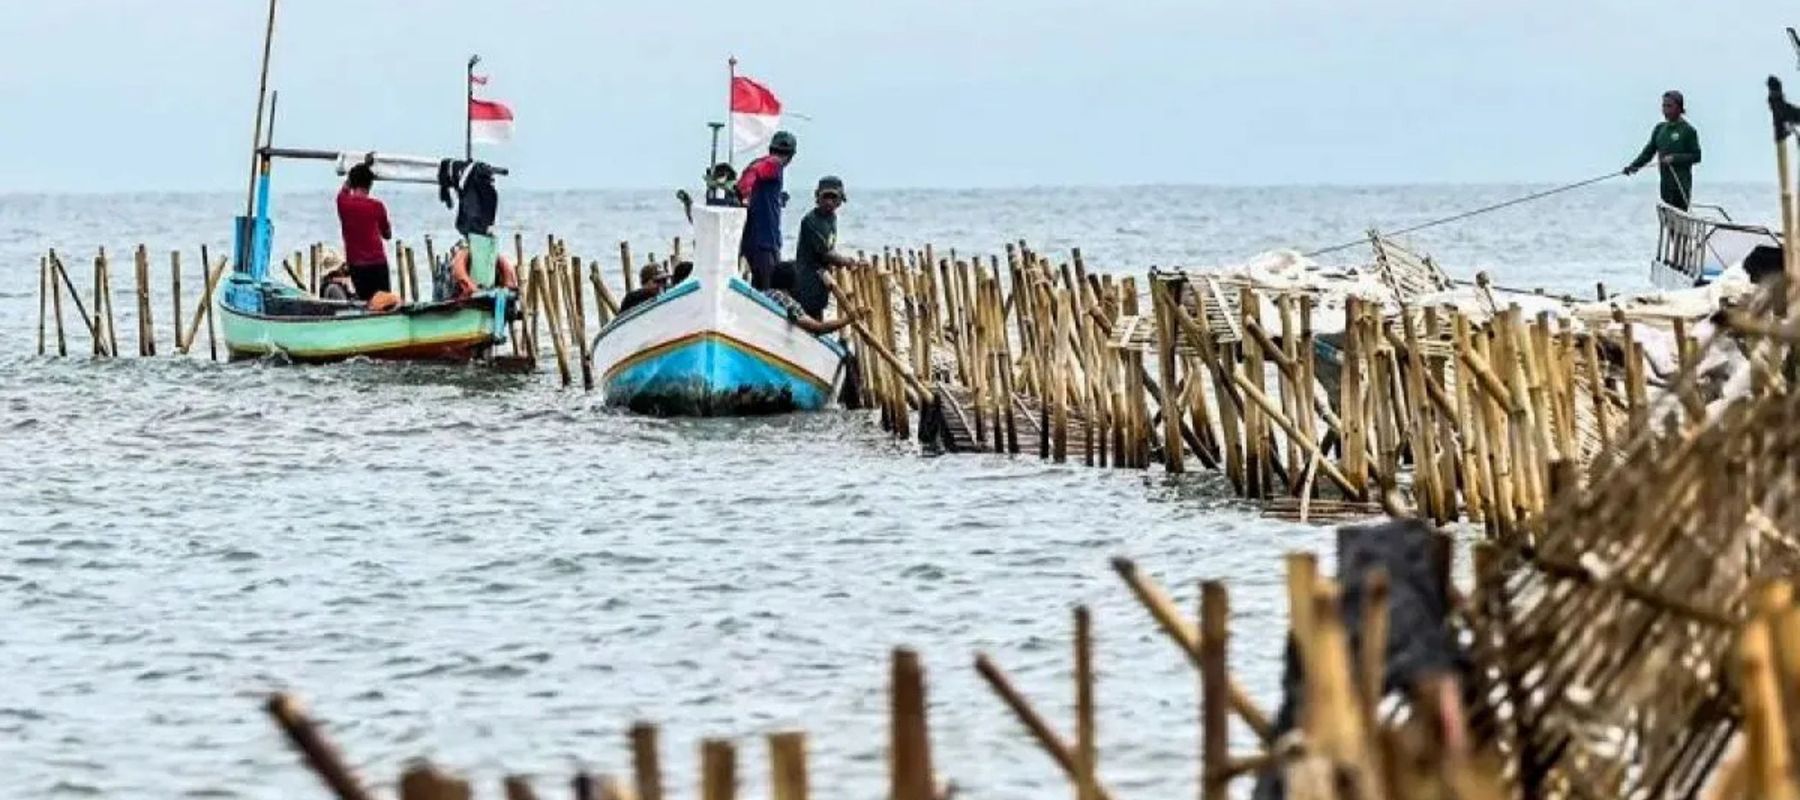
[218,281,508,364]
[591,277,847,416]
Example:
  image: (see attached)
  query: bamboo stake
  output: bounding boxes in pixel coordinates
[1231,366,1358,496]
[1154,281,1185,473]
[405,246,421,304]
[590,262,619,321]
[264,694,375,800]
[1740,619,1797,800]
[1341,296,1368,498]
[182,256,226,357]
[701,739,737,800]
[49,254,68,357]
[48,250,96,346]
[540,258,573,386]
[974,654,1115,800]
[1110,558,1274,741]
[503,776,540,800]
[37,255,49,355]
[769,732,808,800]
[92,251,108,357]
[1200,581,1230,800]
[891,648,935,800]
[619,241,636,294]
[170,251,184,351]
[631,723,663,800]
[568,255,594,390]
[136,245,155,356]
[1074,607,1100,800]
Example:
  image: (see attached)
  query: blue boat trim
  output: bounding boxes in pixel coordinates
[592,279,702,346]
[604,333,831,416]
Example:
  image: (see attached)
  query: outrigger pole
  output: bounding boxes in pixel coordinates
[242,0,279,219]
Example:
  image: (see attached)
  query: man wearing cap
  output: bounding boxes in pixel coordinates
[793,175,858,320]
[1623,90,1702,210]
[618,262,671,314]
[735,131,797,290]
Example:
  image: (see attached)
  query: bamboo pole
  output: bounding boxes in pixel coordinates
[1740,619,1797,800]
[891,648,935,800]
[136,244,156,356]
[1200,581,1230,800]
[620,241,636,294]
[768,732,807,800]
[92,251,109,357]
[182,256,226,358]
[170,251,184,351]
[1110,558,1274,741]
[631,723,663,800]
[973,654,1115,800]
[568,254,594,390]
[49,254,68,356]
[1074,607,1100,800]
[405,246,421,305]
[1341,296,1368,498]
[701,739,737,800]
[538,258,573,387]
[589,262,619,321]
[37,255,49,355]
[1154,281,1185,473]
[48,250,97,348]
[264,694,375,800]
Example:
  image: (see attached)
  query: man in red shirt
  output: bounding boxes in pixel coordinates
[336,162,393,301]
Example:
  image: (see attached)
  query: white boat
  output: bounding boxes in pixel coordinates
[589,205,849,415]
[1650,202,1781,289]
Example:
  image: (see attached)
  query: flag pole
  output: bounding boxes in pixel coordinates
[726,56,738,169]
[465,54,480,162]
[243,0,279,218]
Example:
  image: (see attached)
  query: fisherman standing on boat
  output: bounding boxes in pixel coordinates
[336,159,394,300]
[1623,90,1702,210]
[793,175,858,320]
[736,131,797,290]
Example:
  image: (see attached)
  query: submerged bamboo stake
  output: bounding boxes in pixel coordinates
[536,258,573,387]
[92,251,109,357]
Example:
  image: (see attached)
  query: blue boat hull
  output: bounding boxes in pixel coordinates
[604,332,834,416]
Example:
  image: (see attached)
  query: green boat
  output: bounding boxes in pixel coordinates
[220,0,514,364]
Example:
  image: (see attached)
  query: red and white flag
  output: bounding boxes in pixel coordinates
[730,75,782,158]
[469,97,513,144]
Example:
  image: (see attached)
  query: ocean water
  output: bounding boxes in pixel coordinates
[0,182,1779,798]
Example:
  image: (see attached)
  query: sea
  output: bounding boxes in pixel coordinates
[0,182,1779,798]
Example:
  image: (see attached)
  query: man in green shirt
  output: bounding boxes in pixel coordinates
[792,175,858,319]
[1623,90,1702,210]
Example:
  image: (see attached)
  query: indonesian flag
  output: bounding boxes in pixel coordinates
[730,75,782,158]
[469,97,514,144]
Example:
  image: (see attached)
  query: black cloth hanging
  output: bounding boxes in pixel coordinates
[436,159,500,237]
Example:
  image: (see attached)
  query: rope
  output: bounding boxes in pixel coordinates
[1304,171,1623,258]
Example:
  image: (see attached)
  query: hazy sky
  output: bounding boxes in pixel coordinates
[4,1,1798,192]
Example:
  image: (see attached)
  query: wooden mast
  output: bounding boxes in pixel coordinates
[242,0,279,218]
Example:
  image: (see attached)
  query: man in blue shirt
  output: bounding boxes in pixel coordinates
[734,131,797,290]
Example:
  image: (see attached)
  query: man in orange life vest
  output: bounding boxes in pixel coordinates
[734,130,797,290]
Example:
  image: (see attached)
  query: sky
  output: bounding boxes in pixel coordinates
[3,0,1798,192]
